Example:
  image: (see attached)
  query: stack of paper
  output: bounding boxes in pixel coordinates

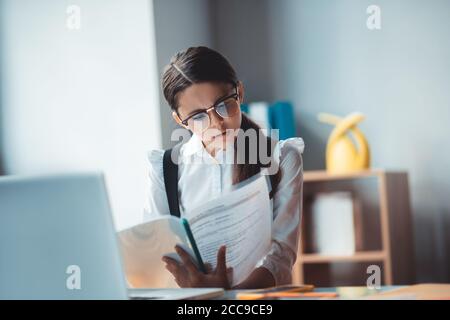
[310,192,356,255]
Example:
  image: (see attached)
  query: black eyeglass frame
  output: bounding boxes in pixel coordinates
[178,85,240,127]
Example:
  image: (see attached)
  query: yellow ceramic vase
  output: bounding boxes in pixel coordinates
[318,112,371,173]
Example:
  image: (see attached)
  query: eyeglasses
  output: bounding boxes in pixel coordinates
[178,86,240,132]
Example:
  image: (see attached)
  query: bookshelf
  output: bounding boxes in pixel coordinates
[292,170,415,286]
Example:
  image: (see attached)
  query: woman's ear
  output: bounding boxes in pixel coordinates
[237,81,244,104]
[172,111,188,129]
[172,111,182,125]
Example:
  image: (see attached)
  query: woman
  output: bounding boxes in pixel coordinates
[144,46,304,289]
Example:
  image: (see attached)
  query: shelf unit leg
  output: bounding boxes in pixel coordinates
[378,173,393,285]
[292,251,304,285]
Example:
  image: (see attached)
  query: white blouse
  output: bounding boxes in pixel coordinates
[143,133,305,285]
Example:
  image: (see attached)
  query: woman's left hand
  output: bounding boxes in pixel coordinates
[162,245,233,289]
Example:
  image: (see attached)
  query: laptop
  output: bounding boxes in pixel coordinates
[0,172,224,300]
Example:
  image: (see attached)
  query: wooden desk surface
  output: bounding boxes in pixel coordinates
[216,284,450,300]
[214,286,404,300]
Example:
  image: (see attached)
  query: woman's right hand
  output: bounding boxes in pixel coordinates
[162,245,233,288]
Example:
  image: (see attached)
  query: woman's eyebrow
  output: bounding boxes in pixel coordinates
[186,108,205,117]
[186,92,229,117]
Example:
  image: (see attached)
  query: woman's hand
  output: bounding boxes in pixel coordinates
[162,245,233,289]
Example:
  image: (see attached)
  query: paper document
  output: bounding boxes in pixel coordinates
[185,173,272,286]
[120,215,204,287]
[118,173,272,288]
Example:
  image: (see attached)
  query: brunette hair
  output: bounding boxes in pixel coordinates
[162,46,281,197]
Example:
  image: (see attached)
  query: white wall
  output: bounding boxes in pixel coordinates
[153,0,215,148]
[0,0,162,230]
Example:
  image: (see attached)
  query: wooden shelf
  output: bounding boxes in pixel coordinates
[304,169,386,182]
[299,251,387,264]
[292,170,414,286]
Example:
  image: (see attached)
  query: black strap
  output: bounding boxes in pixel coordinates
[163,142,275,217]
[163,148,181,217]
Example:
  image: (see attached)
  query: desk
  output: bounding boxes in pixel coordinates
[213,286,404,300]
[216,284,450,300]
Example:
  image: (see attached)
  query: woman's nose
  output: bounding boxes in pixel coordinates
[208,109,224,128]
